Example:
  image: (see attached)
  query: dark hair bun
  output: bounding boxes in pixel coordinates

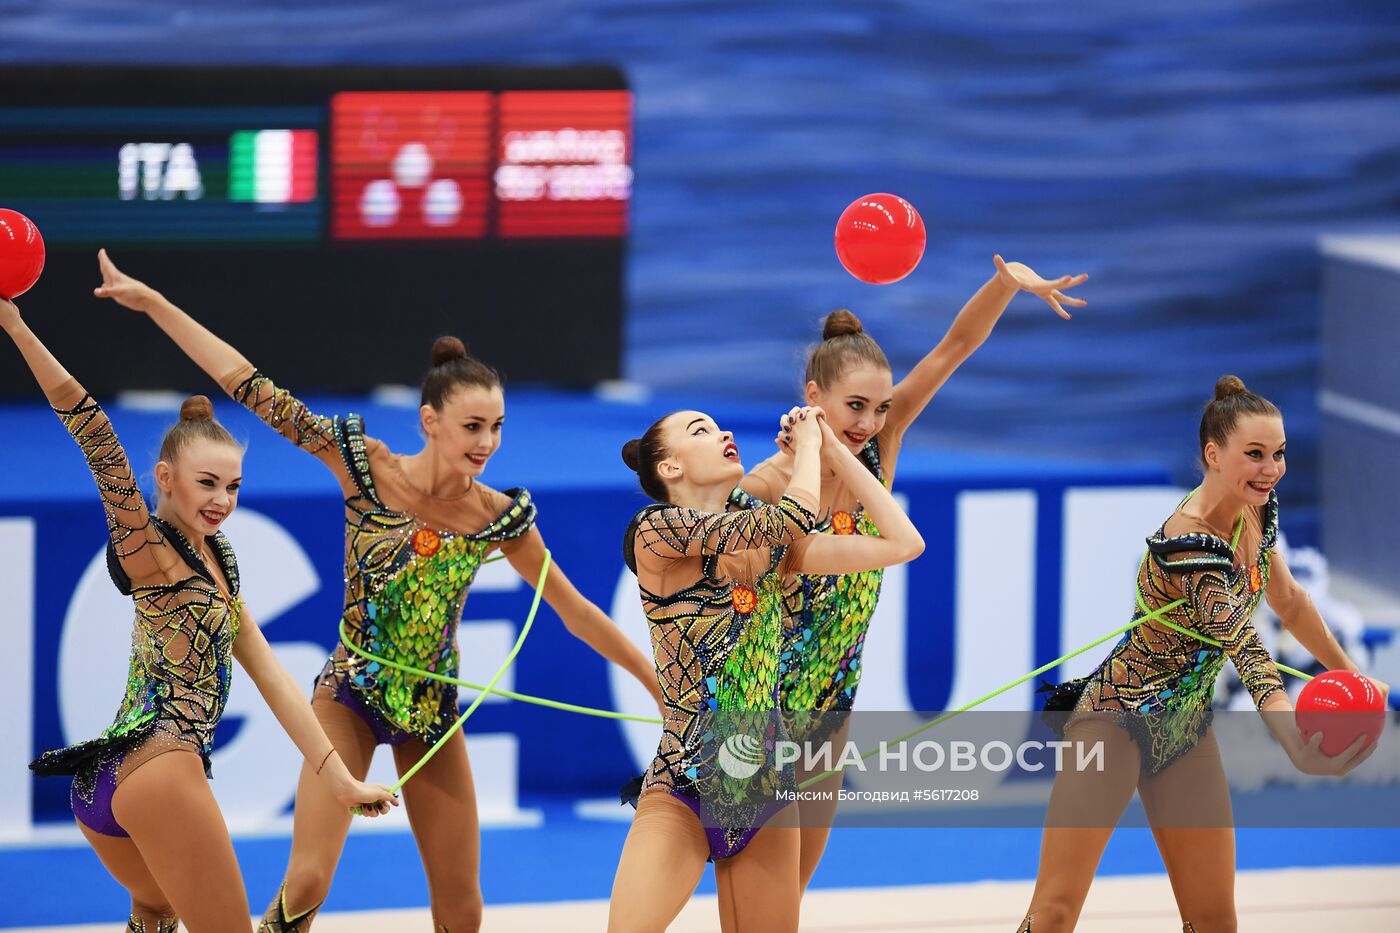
[822,309,864,340]
[180,395,215,422]
[430,335,469,367]
[621,438,642,473]
[1214,374,1248,402]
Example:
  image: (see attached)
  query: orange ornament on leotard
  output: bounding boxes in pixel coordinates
[831,510,855,535]
[732,584,757,615]
[412,527,441,558]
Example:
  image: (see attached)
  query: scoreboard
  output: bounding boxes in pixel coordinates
[0,66,632,394]
[2,106,327,243]
[0,72,632,243]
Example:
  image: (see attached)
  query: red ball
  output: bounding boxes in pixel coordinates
[834,193,926,284]
[1295,670,1386,757]
[0,210,45,300]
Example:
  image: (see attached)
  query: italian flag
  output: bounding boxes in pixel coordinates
[230,130,318,203]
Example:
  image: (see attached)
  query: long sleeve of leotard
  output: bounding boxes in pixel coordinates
[1179,563,1286,710]
[50,379,166,578]
[633,492,817,562]
[221,363,353,485]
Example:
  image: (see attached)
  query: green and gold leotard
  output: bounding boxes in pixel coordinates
[731,439,888,713]
[225,366,535,746]
[29,384,242,837]
[623,493,817,859]
[1047,491,1286,773]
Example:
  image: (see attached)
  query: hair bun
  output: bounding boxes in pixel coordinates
[430,335,469,367]
[1214,375,1248,402]
[822,309,864,341]
[180,395,215,422]
[621,438,643,473]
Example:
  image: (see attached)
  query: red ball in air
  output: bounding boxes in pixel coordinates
[834,193,926,285]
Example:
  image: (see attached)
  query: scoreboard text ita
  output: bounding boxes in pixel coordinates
[2,90,632,242]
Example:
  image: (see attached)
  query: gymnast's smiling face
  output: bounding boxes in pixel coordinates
[156,437,243,538]
[421,384,505,479]
[1204,413,1286,508]
[805,362,894,455]
[657,411,743,492]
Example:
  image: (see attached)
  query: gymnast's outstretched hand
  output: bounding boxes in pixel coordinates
[993,254,1088,320]
[93,248,162,313]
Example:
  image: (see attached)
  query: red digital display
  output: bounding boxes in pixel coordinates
[495,91,632,238]
[330,91,492,240]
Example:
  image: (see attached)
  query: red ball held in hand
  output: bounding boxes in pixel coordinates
[0,210,46,300]
[1295,670,1386,757]
[834,193,926,284]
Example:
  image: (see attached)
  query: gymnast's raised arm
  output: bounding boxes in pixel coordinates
[886,255,1087,439]
[2,296,168,580]
[93,249,346,476]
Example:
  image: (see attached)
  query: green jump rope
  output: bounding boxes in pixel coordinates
[345,503,1310,804]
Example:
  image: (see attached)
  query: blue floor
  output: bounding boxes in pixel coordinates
[7,799,1399,927]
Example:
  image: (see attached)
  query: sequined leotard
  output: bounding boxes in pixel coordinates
[223,365,535,746]
[734,436,895,714]
[623,492,818,859]
[29,383,243,837]
[1045,491,1286,773]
